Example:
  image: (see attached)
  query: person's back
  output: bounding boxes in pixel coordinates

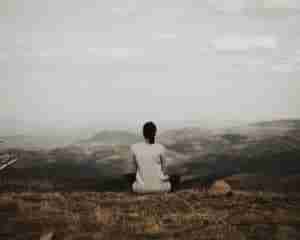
[126,121,171,193]
[130,141,170,193]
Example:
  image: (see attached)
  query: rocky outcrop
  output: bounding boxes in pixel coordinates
[208,180,232,196]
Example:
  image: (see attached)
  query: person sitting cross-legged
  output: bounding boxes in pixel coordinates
[124,121,180,193]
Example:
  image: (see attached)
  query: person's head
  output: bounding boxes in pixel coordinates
[143,121,157,144]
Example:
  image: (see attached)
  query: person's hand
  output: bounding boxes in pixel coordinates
[161,174,170,182]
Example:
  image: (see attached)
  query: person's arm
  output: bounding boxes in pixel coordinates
[160,154,167,175]
[159,146,170,181]
[123,148,137,188]
[160,146,182,191]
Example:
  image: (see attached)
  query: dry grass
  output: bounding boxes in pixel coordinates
[143,216,162,234]
[94,205,114,225]
[1,190,300,239]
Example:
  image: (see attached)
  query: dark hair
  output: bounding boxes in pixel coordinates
[143,121,157,144]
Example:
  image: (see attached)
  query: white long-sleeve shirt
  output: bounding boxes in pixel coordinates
[127,142,171,193]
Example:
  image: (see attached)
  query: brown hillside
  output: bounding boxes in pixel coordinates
[1,189,300,240]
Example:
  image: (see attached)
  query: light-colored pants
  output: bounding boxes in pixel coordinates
[132,181,171,193]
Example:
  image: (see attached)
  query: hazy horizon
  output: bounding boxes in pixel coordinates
[1,0,300,135]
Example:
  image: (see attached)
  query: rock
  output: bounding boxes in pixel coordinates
[208,180,232,196]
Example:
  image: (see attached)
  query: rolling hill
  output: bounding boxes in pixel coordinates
[80,130,142,145]
[1,119,300,193]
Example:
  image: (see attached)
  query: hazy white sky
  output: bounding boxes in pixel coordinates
[1,0,300,131]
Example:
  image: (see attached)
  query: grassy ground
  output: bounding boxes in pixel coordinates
[1,189,300,240]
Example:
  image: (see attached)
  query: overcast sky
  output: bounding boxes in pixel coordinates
[1,0,300,132]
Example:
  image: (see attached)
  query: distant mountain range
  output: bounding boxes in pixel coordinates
[0,134,72,150]
[80,130,142,145]
[159,119,300,182]
[0,120,300,194]
[1,119,300,191]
